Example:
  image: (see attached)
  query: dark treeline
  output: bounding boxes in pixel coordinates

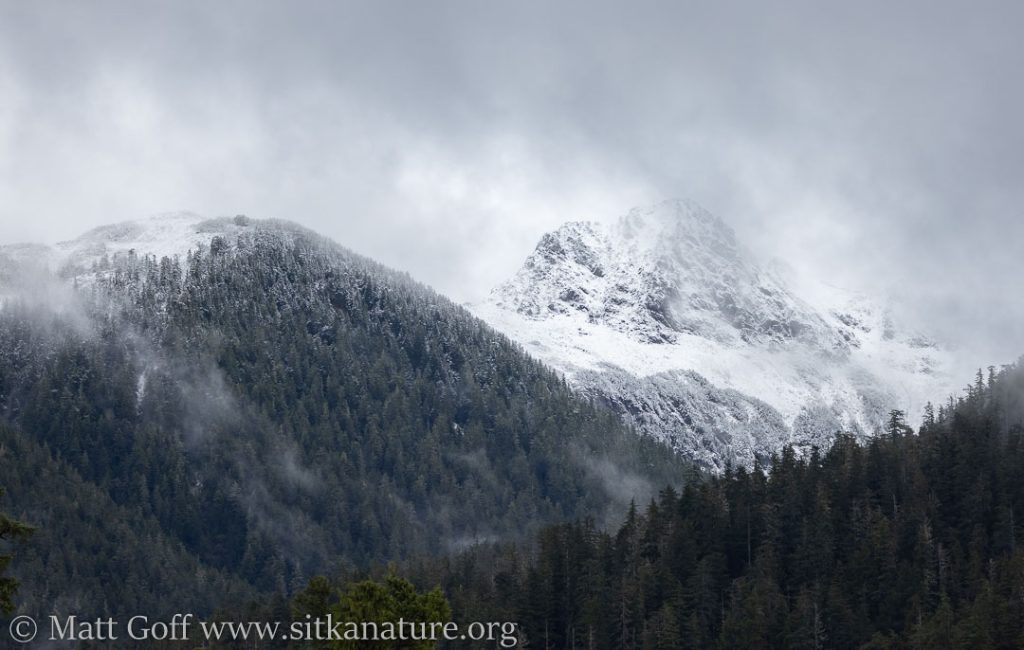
[366,361,1024,649]
[0,218,684,618]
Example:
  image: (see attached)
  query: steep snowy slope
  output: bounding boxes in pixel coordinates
[471,199,953,470]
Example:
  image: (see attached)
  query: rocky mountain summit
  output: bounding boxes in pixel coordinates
[472,199,952,470]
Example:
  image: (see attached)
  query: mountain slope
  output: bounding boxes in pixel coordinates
[405,362,1024,650]
[0,423,256,617]
[471,200,952,470]
[0,214,686,616]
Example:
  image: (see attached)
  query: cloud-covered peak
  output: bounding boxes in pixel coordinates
[619,198,734,242]
[473,200,955,470]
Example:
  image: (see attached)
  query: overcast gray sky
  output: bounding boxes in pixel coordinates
[1,1,1022,366]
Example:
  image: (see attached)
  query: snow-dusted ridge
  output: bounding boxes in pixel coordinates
[53,212,256,275]
[1,212,216,277]
[471,199,954,470]
[0,213,296,313]
[0,212,302,284]
[0,206,955,471]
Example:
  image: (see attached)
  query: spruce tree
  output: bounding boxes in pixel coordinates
[0,488,34,615]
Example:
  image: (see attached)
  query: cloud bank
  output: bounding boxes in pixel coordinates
[2,0,1022,364]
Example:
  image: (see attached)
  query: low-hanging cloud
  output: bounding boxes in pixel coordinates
[1,0,1022,367]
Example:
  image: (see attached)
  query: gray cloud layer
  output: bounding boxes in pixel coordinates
[2,1,1022,365]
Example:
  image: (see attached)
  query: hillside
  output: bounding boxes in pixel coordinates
[398,361,1024,649]
[0,214,686,617]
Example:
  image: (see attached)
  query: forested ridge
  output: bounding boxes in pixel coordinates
[378,362,1024,649]
[4,217,1022,650]
[0,219,685,618]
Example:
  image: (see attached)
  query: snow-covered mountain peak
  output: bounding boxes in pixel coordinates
[473,200,955,470]
[491,198,843,350]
